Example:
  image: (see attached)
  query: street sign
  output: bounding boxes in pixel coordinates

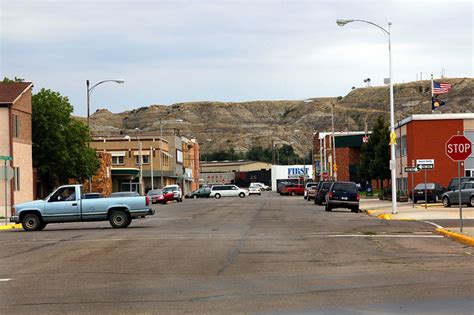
[445,135,472,161]
[416,159,434,170]
[416,159,434,165]
[0,166,14,180]
[418,164,434,170]
[0,156,12,161]
[405,166,420,173]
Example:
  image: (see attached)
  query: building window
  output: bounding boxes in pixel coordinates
[13,167,20,191]
[112,156,124,165]
[396,135,407,157]
[135,155,150,165]
[12,114,20,138]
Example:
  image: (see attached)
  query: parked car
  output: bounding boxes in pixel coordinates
[276,179,298,193]
[441,181,474,207]
[248,184,262,196]
[325,181,360,212]
[209,185,248,199]
[82,193,104,199]
[304,182,319,200]
[185,187,211,199]
[11,185,154,231]
[163,184,183,202]
[410,183,446,203]
[447,177,474,191]
[280,184,305,196]
[314,181,334,205]
[306,185,320,201]
[250,182,270,191]
[109,191,140,198]
[147,189,174,204]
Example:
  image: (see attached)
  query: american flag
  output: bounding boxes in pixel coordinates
[433,81,452,94]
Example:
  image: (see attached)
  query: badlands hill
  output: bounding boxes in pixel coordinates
[88,78,473,155]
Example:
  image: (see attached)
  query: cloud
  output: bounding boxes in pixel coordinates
[1,0,472,116]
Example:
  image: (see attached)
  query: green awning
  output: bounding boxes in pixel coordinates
[111,168,140,176]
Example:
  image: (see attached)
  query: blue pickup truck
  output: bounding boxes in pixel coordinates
[10,185,154,231]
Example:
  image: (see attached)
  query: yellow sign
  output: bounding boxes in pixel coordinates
[389,131,397,145]
[333,163,337,172]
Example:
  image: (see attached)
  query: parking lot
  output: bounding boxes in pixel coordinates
[0,192,473,314]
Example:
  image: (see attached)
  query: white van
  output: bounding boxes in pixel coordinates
[210,185,248,199]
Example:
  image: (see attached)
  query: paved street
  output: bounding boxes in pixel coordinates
[0,193,473,314]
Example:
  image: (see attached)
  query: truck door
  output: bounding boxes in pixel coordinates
[43,186,80,222]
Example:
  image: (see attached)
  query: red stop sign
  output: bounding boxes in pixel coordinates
[445,135,472,161]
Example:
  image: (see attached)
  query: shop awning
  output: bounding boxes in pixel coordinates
[111,168,140,176]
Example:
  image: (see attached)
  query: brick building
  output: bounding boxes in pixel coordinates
[395,113,474,192]
[0,82,34,216]
[313,131,368,183]
[90,133,200,194]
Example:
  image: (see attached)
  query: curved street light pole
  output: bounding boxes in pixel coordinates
[86,79,124,192]
[336,19,397,214]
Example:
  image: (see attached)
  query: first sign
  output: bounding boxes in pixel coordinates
[445,135,472,161]
[0,156,12,161]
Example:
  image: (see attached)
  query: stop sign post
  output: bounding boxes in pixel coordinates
[445,134,472,233]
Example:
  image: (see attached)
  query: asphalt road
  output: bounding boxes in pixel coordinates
[0,193,473,314]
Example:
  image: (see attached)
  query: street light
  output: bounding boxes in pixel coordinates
[159,118,184,188]
[336,18,397,214]
[135,128,144,195]
[86,79,124,192]
[86,79,124,127]
[331,103,337,181]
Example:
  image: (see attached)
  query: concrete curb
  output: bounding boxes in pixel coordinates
[363,209,474,247]
[436,228,474,247]
[0,224,22,231]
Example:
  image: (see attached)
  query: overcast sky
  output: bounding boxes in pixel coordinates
[1,0,472,116]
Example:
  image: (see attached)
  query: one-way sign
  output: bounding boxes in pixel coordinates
[405,166,420,173]
[418,164,434,169]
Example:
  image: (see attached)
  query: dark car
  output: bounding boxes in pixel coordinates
[109,191,140,198]
[441,181,474,207]
[147,189,174,204]
[410,183,446,203]
[185,187,211,199]
[314,181,334,205]
[325,181,360,212]
[82,193,104,199]
[447,177,474,192]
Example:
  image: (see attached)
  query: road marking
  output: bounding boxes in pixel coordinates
[0,233,443,244]
[0,279,11,282]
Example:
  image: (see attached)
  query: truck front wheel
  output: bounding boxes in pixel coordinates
[21,213,43,231]
[109,210,131,228]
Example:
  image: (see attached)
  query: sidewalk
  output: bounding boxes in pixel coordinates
[360,198,474,246]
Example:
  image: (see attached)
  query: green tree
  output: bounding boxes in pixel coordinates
[246,146,272,163]
[2,77,25,83]
[358,116,390,190]
[32,88,99,188]
[277,144,300,165]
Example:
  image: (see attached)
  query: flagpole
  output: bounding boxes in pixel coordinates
[431,74,434,113]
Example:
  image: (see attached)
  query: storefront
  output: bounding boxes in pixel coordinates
[271,165,313,191]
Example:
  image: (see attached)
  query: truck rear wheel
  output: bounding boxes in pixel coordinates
[109,210,131,228]
[21,213,43,231]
